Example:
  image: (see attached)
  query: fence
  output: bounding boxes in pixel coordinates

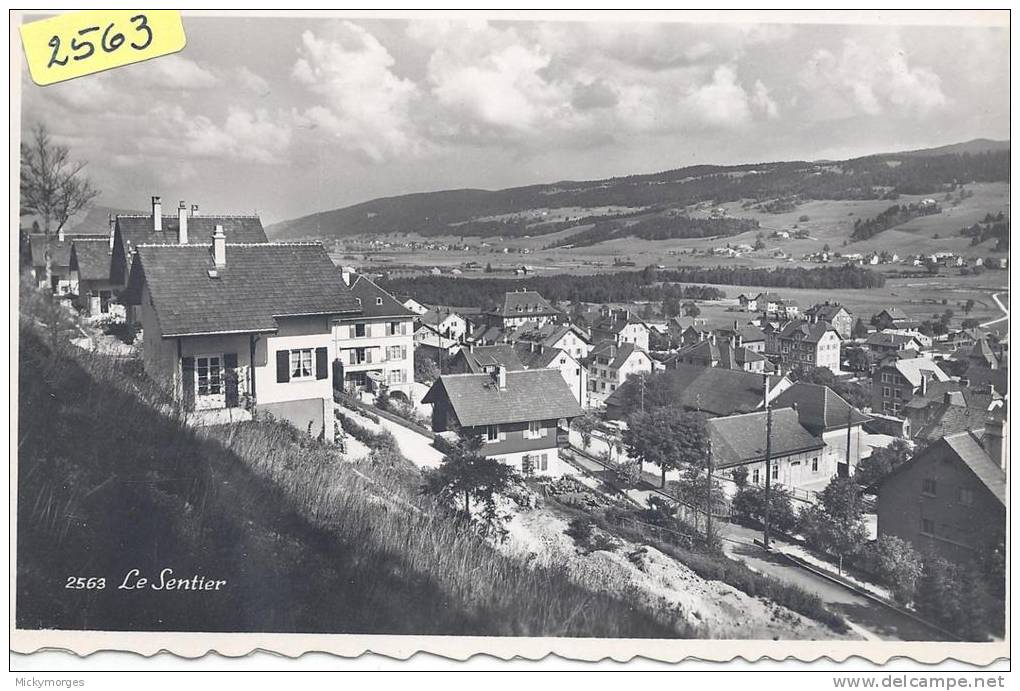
[334,389,436,440]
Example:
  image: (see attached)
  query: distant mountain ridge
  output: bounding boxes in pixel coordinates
[265,138,1009,241]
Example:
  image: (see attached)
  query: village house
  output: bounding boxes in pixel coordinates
[28,229,105,295]
[332,272,416,400]
[447,342,589,408]
[882,328,933,349]
[710,408,827,495]
[423,367,583,476]
[589,308,650,351]
[670,334,774,375]
[773,382,870,481]
[872,307,919,331]
[871,356,950,419]
[508,321,592,361]
[902,378,1004,444]
[678,323,714,348]
[483,290,561,330]
[69,237,122,319]
[771,320,842,373]
[864,331,924,356]
[418,305,470,343]
[587,342,657,406]
[875,424,1006,566]
[714,322,767,353]
[604,364,792,421]
[111,197,269,293]
[400,296,429,316]
[666,315,708,342]
[124,231,359,440]
[803,302,854,340]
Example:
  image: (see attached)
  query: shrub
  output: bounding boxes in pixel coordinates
[103,320,138,345]
[732,484,797,534]
[857,536,923,605]
[915,556,999,641]
[565,517,619,554]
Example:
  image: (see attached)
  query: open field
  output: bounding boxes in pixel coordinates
[333,183,1009,280]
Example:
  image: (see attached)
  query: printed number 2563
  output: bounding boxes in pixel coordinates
[47,14,152,68]
[65,576,106,590]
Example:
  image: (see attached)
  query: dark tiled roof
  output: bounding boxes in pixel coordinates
[126,243,360,337]
[962,365,1008,396]
[115,214,268,257]
[69,238,113,281]
[879,307,909,321]
[29,233,106,268]
[491,290,559,318]
[944,431,1006,506]
[607,363,774,417]
[347,274,414,318]
[421,306,467,327]
[866,332,918,347]
[914,404,993,444]
[590,341,646,370]
[805,303,850,321]
[455,345,527,373]
[779,320,834,344]
[423,369,583,427]
[773,382,870,434]
[513,322,588,349]
[708,408,824,469]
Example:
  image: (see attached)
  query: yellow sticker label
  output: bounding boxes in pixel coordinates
[20,10,186,86]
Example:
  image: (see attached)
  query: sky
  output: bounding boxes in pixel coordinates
[21,13,1010,225]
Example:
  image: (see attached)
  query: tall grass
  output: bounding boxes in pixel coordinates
[17,308,689,637]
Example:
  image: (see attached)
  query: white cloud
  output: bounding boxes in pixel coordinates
[121,54,219,89]
[800,38,948,118]
[752,79,779,118]
[292,24,425,162]
[235,66,270,94]
[683,65,752,129]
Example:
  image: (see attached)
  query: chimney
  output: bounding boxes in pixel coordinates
[984,412,1007,471]
[152,196,162,231]
[920,374,927,395]
[178,201,188,244]
[495,364,507,390]
[108,213,115,249]
[212,225,226,267]
[190,204,198,218]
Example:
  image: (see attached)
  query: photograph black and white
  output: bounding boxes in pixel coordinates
[11,9,1010,667]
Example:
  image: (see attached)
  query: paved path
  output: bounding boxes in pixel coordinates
[375,415,445,469]
[980,291,1009,328]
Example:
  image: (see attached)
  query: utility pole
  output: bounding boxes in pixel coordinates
[705,431,713,546]
[763,373,773,551]
[841,403,853,478]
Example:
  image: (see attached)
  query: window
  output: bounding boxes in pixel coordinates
[99,290,112,314]
[376,297,383,306]
[958,487,974,506]
[771,464,779,480]
[526,420,545,439]
[811,457,819,472]
[922,478,937,496]
[539,453,548,471]
[921,518,935,535]
[485,424,499,442]
[388,321,401,336]
[355,323,366,338]
[197,356,222,396]
[752,469,760,484]
[894,388,902,400]
[290,349,314,380]
[387,345,405,360]
[351,348,371,365]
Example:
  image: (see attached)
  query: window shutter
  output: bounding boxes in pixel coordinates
[366,349,373,364]
[224,353,239,407]
[401,346,407,359]
[181,357,196,411]
[315,347,328,380]
[276,350,290,383]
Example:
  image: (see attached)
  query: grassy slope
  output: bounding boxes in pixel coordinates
[16,317,684,637]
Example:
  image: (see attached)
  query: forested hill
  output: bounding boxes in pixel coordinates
[268,139,1009,240]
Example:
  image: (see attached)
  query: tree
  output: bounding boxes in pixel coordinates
[484,262,493,273]
[798,476,869,574]
[663,296,682,319]
[422,435,521,541]
[623,407,709,487]
[963,299,975,315]
[753,237,766,251]
[859,536,923,606]
[844,345,872,373]
[961,317,980,330]
[854,439,912,488]
[915,557,997,641]
[640,302,654,320]
[733,484,797,534]
[682,301,701,318]
[852,318,869,339]
[414,351,441,383]
[20,122,101,281]
[822,243,831,253]
[572,412,598,451]
[730,465,749,489]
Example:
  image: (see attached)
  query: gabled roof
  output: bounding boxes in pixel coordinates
[125,243,360,337]
[968,338,1000,367]
[884,357,950,387]
[607,364,776,417]
[878,307,909,321]
[592,309,646,334]
[29,233,106,268]
[69,238,113,281]
[708,408,824,469]
[590,341,648,369]
[490,290,559,318]
[880,431,1005,507]
[914,403,993,444]
[773,382,870,434]
[421,306,467,327]
[779,320,836,343]
[513,321,590,349]
[866,332,920,348]
[422,369,583,427]
[114,214,268,258]
[805,303,851,320]
[455,345,527,373]
[347,274,414,319]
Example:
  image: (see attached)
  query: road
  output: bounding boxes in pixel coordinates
[721,524,947,641]
[564,446,949,641]
[980,291,1009,328]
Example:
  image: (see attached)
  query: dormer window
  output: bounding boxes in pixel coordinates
[376,297,383,306]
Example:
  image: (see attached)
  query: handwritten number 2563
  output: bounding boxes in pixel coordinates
[46,14,153,69]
